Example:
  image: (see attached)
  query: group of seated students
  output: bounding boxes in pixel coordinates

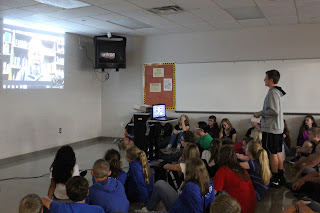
[18,114,320,213]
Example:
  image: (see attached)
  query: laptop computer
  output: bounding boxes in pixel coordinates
[152,104,175,121]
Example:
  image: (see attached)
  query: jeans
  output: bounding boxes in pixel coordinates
[168,131,183,146]
[146,180,179,211]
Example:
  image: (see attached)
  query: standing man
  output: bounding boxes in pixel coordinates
[254,70,286,188]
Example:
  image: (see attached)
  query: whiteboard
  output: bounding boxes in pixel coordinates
[175,59,320,113]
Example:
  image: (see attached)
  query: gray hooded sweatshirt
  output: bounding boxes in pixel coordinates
[257,86,286,134]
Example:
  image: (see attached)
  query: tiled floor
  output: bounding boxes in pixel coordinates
[0,139,297,212]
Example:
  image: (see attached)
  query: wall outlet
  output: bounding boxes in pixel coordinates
[59,128,62,134]
[79,45,84,51]
[120,122,125,127]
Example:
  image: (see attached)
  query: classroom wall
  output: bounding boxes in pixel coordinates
[101,24,320,146]
[0,33,102,160]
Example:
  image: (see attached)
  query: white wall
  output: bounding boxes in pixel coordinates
[0,33,102,159]
[101,24,320,146]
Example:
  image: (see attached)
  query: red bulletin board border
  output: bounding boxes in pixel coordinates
[143,63,175,110]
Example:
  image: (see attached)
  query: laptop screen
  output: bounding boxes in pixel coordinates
[152,104,166,118]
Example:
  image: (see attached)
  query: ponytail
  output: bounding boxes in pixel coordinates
[126,146,151,184]
[139,150,151,184]
[247,141,272,185]
[258,148,272,185]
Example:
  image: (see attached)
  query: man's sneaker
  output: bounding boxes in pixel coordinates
[269,179,281,188]
[134,207,150,213]
[279,174,287,186]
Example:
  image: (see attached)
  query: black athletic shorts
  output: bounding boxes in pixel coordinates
[262,132,283,154]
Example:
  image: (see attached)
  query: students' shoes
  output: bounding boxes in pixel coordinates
[134,207,151,213]
[161,146,172,154]
[269,178,281,188]
[279,174,287,186]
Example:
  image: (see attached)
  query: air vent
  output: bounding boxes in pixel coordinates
[148,5,184,15]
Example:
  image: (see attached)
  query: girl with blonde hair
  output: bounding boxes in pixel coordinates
[219,118,237,143]
[125,146,153,205]
[240,141,272,201]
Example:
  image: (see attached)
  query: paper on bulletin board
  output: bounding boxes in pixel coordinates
[163,78,172,91]
[153,68,164,77]
[150,83,161,92]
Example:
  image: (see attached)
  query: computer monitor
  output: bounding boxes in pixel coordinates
[152,104,166,119]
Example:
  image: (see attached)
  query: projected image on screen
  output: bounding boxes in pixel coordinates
[2,24,64,89]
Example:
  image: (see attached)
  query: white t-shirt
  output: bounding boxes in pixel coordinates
[201,150,215,167]
[50,164,80,200]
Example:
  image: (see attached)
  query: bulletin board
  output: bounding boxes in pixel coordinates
[143,63,175,109]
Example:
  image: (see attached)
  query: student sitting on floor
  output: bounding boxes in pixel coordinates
[104,149,127,186]
[118,137,135,150]
[219,118,237,143]
[239,141,272,201]
[136,158,215,213]
[42,176,104,213]
[19,194,43,213]
[207,115,220,139]
[162,114,190,152]
[214,145,257,213]
[291,127,320,164]
[163,143,200,190]
[158,122,173,149]
[245,117,261,138]
[195,121,213,151]
[201,139,221,178]
[297,115,318,147]
[125,146,153,205]
[294,144,320,177]
[124,116,135,141]
[48,145,79,201]
[86,159,129,213]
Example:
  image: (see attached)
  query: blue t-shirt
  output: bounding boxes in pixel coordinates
[248,160,269,201]
[50,201,104,213]
[169,181,215,213]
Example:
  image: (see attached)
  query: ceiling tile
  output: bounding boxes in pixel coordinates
[238,18,269,27]
[213,0,256,9]
[99,1,142,13]
[0,4,12,11]
[267,16,298,25]
[164,12,204,25]
[20,4,62,14]
[0,8,35,18]
[259,4,297,18]
[0,0,38,7]
[254,0,294,6]
[189,7,234,22]
[210,20,243,30]
[170,0,219,10]
[183,22,216,32]
[128,0,175,9]
[47,6,108,19]
[135,27,168,35]
[23,14,61,22]
[81,0,120,6]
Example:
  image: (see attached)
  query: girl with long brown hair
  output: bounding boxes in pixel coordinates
[125,146,153,205]
[214,145,257,213]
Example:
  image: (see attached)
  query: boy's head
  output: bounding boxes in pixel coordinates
[66,176,89,202]
[250,117,260,128]
[308,127,320,143]
[19,194,43,213]
[208,115,217,126]
[196,121,208,135]
[265,69,280,86]
[92,159,111,179]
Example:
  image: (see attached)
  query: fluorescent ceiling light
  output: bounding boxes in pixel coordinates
[34,0,90,9]
[225,6,264,20]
